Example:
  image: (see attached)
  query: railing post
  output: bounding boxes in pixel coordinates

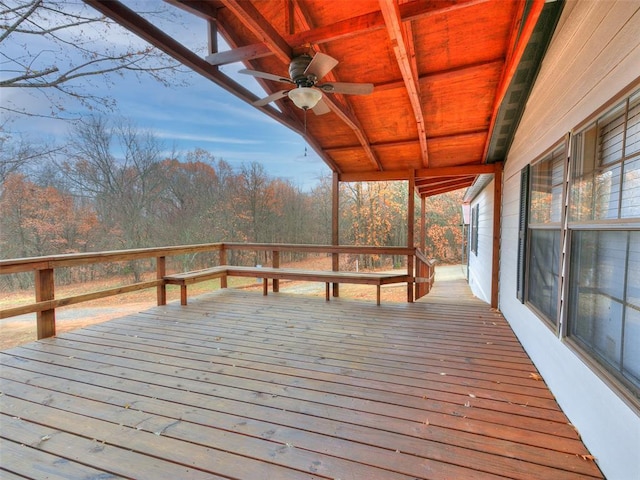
[219,246,228,288]
[407,172,415,303]
[272,249,280,292]
[157,256,166,305]
[35,267,55,339]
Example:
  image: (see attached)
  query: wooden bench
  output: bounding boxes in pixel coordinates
[164,265,409,306]
[164,266,228,306]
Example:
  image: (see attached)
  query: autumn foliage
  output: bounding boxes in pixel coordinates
[1,119,465,288]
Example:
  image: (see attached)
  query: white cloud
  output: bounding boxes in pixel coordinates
[153,130,261,145]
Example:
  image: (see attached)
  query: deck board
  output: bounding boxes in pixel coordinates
[0,277,604,479]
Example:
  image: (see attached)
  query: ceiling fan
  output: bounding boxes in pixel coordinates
[239,53,374,115]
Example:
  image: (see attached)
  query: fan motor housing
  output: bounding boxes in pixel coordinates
[289,55,315,87]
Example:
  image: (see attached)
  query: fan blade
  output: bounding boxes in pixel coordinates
[304,52,339,80]
[312,98,331,116]
[239,68,293,84]
[253,90,290,107]
[318,82,374,95]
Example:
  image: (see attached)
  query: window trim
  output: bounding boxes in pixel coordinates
[470,203,479,255]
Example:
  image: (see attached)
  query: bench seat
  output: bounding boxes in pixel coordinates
[164,266,228,306]
[164,265,408,305]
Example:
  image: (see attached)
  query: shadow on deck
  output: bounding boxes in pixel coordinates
[0,273,603,479]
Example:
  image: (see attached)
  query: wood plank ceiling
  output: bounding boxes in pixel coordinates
[84,0,562,198]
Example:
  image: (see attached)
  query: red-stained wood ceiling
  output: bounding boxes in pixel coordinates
[85,0,559,198]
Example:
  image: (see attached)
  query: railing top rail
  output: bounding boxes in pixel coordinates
[1,243,417,274]
[223,243,415,255]
[0,243,225,273]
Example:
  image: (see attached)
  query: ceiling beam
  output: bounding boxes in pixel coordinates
[416,176,476,193]
[285,0,487,48]
[339,163,496,183]
[219,0,292,64]
[325,138,417,154]
[416,174,476,187]
[379,0,429,168]
[418,178,475,197]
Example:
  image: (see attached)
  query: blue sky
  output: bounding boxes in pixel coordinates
[1,1,330,190]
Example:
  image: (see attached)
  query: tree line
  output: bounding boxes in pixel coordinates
[1,117,464,289]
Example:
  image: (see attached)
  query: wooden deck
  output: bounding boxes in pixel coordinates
[0,276,603,479]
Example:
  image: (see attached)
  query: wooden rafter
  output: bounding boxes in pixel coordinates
[379,0,429,167]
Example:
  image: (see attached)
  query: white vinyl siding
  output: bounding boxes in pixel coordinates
[496,3,640,479]
[467,181,494,304]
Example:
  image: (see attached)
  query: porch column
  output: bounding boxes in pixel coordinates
[407,171,415,303]
[332,171,340,297]
[491,162,503,309]
[420,196,426,251]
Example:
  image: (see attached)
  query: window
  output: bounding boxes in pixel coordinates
[525,144,565,326]
[570,91,640,222]
[567,90,640,401]
[568,231,640,397]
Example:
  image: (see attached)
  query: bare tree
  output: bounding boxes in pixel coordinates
[0,0,184,118]
[0,122,60,184]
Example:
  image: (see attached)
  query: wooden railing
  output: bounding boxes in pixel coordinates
[0,242,428,339]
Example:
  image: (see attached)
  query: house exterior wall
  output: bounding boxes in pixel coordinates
[494,2,640,479]
[467,181,493,304]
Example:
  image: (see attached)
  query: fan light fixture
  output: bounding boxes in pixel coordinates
[288,87,322,110]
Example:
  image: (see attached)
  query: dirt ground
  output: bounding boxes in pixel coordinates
[1,258,459,351]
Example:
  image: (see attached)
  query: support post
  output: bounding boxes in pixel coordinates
[407,171,415,303]
[491,162,503,309]
[332,171,340,297]
[35,268,55,339]
[417,196,427,299]
[207,19,218,56]
[272,250,280,292]
[420,196,426,251]
[219,247,228,288]
[157,255,166,305]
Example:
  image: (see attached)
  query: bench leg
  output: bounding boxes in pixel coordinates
[376,285,381,306]
[325,283,330,301]
[263,279,268,296]
[180,285,188,306]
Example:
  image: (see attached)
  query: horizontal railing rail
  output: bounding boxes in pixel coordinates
[1,242,429,340]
